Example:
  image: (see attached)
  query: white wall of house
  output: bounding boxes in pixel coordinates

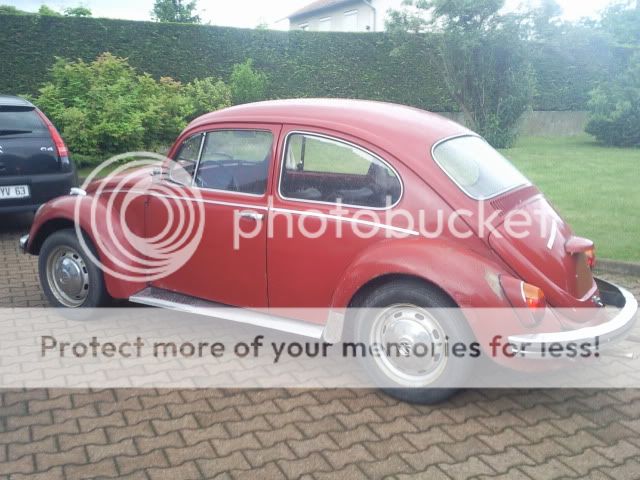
[290,0,403,32]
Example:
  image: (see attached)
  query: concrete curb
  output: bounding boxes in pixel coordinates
[596,259,640,277]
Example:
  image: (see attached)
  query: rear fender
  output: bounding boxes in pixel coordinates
[331,237,565,354]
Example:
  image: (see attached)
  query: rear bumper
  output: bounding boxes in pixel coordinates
[0,171,76,213]
[508,278,638,357]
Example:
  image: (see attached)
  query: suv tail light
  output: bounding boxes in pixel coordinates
[36,109,70,159]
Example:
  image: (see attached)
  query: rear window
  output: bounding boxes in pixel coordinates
[0,107,47,133]
[432,135,529,200]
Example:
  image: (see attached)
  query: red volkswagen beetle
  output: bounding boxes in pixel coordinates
[20,100,637,403]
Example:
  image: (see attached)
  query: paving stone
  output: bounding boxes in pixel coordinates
[479,446,537,474]
[559,448,614,476]
[147,461,202,480]
[117,449,169,475]
[278,451,333,478]
[64,458,119,479]
[438,456,495,480]
[518,457,579,480]
[8,435,56,461]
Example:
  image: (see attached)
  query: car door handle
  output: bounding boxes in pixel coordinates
[239,211,264,221]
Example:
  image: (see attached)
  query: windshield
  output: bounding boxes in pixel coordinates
[432,135,529,200]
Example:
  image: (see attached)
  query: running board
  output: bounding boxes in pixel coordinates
[129,287,330,340]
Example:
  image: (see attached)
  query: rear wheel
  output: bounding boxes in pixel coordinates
[38,228,111,309]
[352,279,475,404]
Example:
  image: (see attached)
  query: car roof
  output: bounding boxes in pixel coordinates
[187,99,471,164]
[0,95,35,108]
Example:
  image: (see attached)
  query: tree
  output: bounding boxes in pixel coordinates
[64,6,92,17]
[585,52,640,147]
[230,59,268,105]
[0,5,30,15]
[151,0,200,23]
[387,0,536,147]
[38,5,61,16]
[600,0,640,47]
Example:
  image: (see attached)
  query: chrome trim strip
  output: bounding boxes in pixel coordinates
[271,207,419,236]
[100,189,269,212]
[19,234,29,254]
[508,282,638,356]
[129,287,324,339]
[100,189,417,235]
[547,221,557,250]
[277,130,404,211]
[430,133,531,201]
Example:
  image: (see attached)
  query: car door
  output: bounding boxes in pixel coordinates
[267,126,404,315]
[145,123,281,308]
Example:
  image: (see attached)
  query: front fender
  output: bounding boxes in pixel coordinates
[28,194,145,299]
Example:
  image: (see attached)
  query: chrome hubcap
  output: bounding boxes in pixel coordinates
[370,304,448,387]
[46,246,90,307]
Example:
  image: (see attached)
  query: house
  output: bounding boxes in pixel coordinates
[288,0,401,32]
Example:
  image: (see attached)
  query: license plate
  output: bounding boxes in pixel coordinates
[0,185,30,199]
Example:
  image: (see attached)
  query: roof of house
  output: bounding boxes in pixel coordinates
[288,0,358,19]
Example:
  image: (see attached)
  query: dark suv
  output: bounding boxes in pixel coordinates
[0,95,76,214]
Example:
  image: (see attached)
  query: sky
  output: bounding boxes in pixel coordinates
[3,0,624,29]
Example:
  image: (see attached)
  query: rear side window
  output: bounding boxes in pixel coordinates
[280,133,402,208]
[432,135,529,200]
[0,107,47,134]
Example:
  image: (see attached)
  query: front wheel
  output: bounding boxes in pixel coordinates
[38,228,111,308]
[352,279,475,404]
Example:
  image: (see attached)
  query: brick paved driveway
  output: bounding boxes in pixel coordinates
[1,213,640,479]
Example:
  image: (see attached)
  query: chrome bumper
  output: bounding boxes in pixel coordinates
[508,279,638,357]
[19,234,29,254]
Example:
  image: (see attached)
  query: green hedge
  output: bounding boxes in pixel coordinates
[0,14,625,111]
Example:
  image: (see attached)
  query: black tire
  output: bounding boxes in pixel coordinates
[351,279,475,405]
[38,228,112,309]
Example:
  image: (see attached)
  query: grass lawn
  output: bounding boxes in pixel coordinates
[500,135,639,262]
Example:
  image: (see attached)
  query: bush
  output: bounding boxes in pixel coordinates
[586,53,640,148]
[185,77,232,118]
[230,59,268,105]
[32,53,250,161]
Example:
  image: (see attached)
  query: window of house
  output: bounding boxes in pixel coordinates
[318,17,331,31]
[280,133,402,208]
[344,10,358,31]
[193,130,273,195]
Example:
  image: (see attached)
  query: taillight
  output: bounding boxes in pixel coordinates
[585,247,596,269]
[521,282,546,310]
[36,109,69,158]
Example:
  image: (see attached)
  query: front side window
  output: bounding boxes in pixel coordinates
[280,133,402,208]
[194,130,273,195]
[433,135,529,200]
[170,133,203,185]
